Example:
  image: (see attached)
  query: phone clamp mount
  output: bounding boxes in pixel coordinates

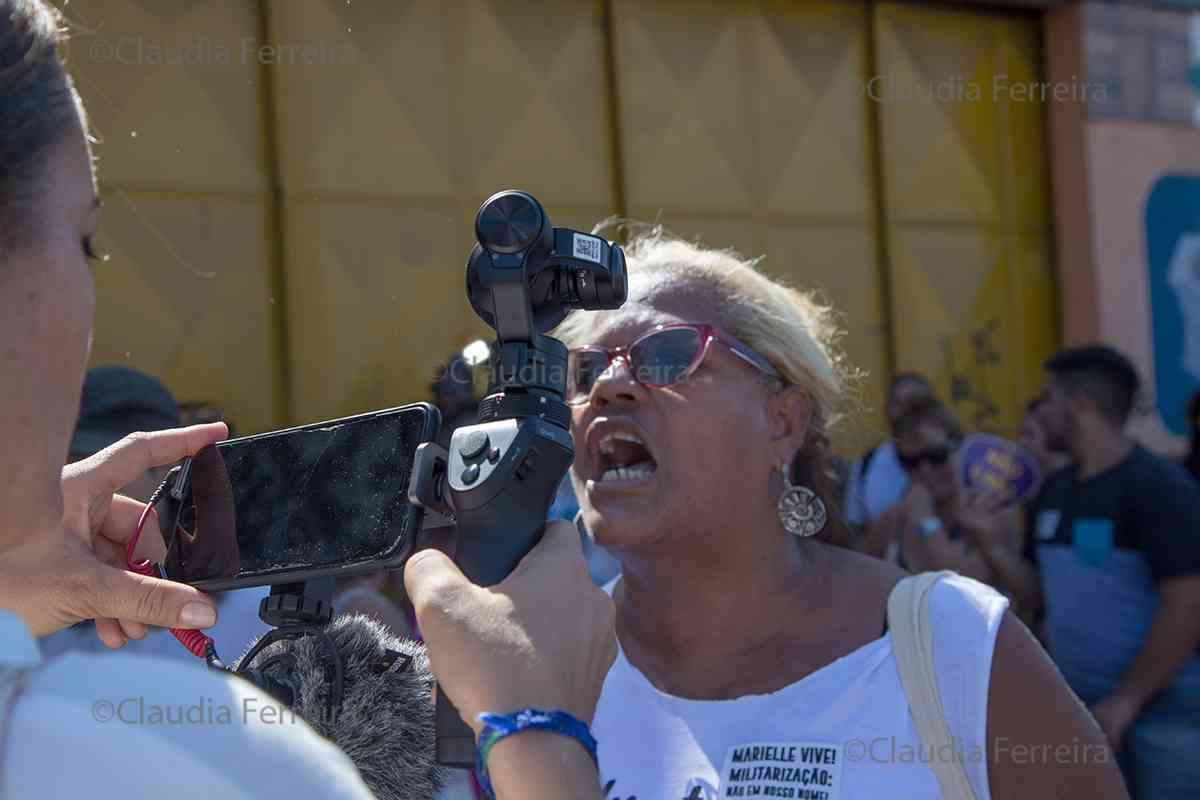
[407,190,627,767]
[257,576,337,627]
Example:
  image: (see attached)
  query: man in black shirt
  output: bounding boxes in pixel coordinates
[979,345,1200,799]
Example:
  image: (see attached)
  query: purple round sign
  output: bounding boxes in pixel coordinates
[957,434,1041,508]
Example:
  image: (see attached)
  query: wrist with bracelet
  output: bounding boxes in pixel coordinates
[475,708,599,799]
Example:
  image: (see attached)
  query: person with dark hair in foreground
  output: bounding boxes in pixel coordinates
[0,1,613,797]
[983,344,1200,799]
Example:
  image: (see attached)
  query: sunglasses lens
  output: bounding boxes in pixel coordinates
[899,446,952,470]
[630,327,704,387]
[567,350,610,404]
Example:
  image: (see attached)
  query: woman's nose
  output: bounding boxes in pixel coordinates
[590,355,647,408]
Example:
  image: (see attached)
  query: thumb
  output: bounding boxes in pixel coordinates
[91,565,218,629]
[79,423,229,497]
[405,547,472,615]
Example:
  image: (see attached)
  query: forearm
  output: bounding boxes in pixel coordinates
[948,546,992,583]
[978,543,1041,616]
[489,731,603,800]
[987,614,1128,799]
[856,522,892,559]
[916,529,989,581]
[1110,600,1200,709]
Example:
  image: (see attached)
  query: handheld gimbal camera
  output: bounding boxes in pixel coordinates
[408,190,627,766]
[149,190,626,766]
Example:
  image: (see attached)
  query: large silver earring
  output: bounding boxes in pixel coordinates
[777,461,826,538]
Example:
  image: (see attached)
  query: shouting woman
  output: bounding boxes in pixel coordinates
[555,229,1126,800]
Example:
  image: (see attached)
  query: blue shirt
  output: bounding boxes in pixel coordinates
[1027,446,1200,706]
[843,441,910,527]
[0,610,372,799]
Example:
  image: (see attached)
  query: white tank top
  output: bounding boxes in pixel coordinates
[594,573,1008,800]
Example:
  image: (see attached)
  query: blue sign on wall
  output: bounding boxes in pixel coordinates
[1145,175,1200,436]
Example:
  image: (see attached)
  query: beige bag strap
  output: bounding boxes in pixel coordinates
[887,571,978,800]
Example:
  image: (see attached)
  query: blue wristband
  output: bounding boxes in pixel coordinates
[474,708,598,800]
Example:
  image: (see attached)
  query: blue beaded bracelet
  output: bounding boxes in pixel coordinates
[474,708,599,800]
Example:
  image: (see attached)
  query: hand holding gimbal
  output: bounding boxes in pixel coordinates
[408,190,627,766]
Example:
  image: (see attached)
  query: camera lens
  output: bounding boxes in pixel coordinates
[475,191,546,255]
[602,245,627,306]
[570,244,627,310]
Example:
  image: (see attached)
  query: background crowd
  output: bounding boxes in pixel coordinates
[839,347,1200,795]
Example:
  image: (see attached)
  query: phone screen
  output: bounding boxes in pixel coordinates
[162,404,437,588]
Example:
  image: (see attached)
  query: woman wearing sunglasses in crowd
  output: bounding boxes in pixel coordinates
[553,228,1124,799]
[878,397,1025,597]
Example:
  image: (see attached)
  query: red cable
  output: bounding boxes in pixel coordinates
[126,502,214,660]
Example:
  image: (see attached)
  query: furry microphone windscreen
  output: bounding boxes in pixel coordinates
[242,614,446,800]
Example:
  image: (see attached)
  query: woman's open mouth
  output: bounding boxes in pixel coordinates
[585,420,659,492]
[597,431,657,483]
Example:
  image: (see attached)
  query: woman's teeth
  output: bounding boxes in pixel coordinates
[596,431,656,482]
[600,462,656,482]
[598,431,644,453]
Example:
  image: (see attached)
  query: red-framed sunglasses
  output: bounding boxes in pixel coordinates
[566,322,783,406]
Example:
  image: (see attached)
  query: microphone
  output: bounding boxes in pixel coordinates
[238,613,446,800]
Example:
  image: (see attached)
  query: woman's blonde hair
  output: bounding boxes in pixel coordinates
[553,223,853,542]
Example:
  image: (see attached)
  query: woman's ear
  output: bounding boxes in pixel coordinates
[767,385,813,462]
